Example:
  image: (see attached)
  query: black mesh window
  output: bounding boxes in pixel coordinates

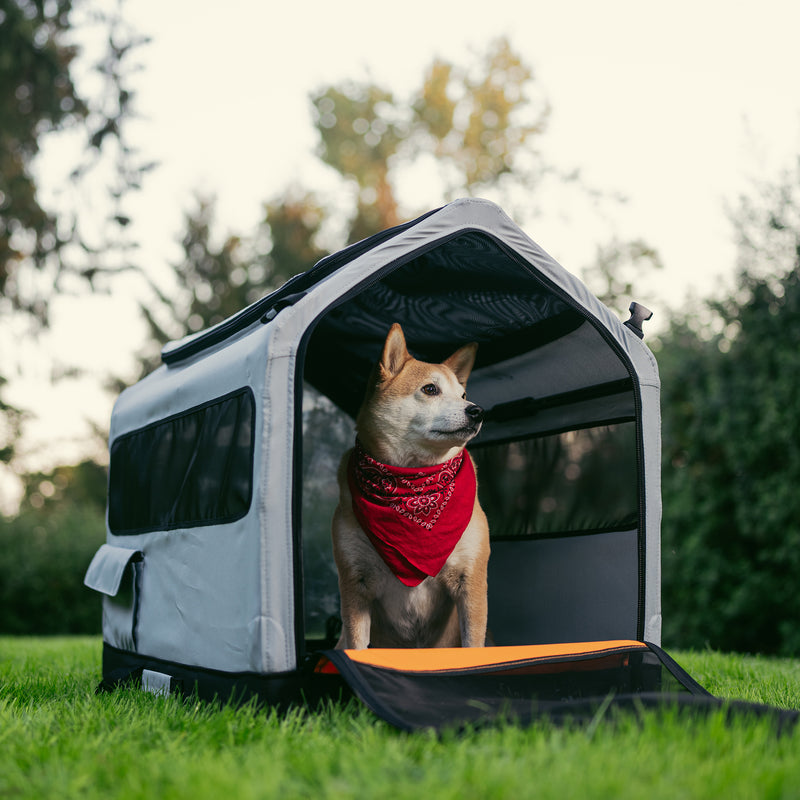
[474,423,639,539]
[109,388,255,535]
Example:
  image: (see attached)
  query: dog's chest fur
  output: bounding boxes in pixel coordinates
[369,573,457,647]
[339,518,459,647]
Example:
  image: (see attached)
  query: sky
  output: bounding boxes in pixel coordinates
[2,0,800,510]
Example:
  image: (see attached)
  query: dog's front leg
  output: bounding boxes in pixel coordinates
[336,584,372,649]
[456,577,488,647]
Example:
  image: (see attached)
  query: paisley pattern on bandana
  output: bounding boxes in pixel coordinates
[348,440,477,586]
[353,442,462,530]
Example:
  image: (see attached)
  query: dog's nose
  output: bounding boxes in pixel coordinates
[465,403,484,422]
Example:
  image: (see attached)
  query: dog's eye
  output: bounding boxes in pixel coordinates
[421,383,440,396]
[461,392,467,400]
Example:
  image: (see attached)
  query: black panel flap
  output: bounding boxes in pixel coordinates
[321,641,718,732]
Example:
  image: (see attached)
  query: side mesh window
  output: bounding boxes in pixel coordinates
[109,388,255,535]
[473,422,639,540]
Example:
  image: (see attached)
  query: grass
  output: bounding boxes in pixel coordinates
[1,637,799,799]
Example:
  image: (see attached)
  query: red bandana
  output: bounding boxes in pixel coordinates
[348,440,477,586]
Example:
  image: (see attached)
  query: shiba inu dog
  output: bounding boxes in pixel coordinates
[332,323,490,649]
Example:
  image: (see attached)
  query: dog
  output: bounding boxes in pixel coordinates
[331,323,490,649]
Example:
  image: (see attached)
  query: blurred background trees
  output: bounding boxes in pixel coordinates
[1,2,799,656]
[0,0,150,632]
[657,158,800,655]
[136,36,651,366]
[135,38,563,363]
[1,0,86,467]
[1,0,150,462]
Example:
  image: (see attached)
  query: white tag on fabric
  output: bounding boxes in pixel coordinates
[142,669,172,696]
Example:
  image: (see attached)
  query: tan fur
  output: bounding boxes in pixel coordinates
[332,323,490,649]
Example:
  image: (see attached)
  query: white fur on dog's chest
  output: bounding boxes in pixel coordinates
[379,574,443,615]
[374,575,451,636]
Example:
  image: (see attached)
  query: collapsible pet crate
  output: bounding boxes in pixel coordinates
[85,197,687,726]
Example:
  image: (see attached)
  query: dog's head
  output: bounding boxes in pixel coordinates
[356,323,483,466]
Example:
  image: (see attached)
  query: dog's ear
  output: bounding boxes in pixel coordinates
[443,342,478,387]
[379,323,411,380]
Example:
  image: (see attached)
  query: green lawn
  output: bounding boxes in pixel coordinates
[1,637,799,799]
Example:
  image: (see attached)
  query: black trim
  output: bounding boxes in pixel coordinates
[291,343,309,665]
[643,641,713,696]
[99,643,350,709]
[489,522,639,543]
[484,378,634,424]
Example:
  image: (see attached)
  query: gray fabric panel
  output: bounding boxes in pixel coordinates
[84,544,144,652]
[84,544,142,596]
[105,321,283,674]
[487,531,639,645]
[640,382,662,644]
[470,322,632,409]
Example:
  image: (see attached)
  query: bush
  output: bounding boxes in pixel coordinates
[0,504,105,634]
[658,267,800,656]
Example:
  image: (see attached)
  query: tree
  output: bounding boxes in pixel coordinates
[657,158,800,655]
[143,37,653,365]
[0,456,108,633]
[134,191,329,377]
[17,458,108,515]
[133,38,552,370]
[311,37,550,243]
[0,0,151,469]
[583,238,664,316]
[0,0,84,319]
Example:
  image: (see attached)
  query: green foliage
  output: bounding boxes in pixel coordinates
[311,37,551,242]
[0,0,84,310]
[0,373,26,463]
[1,637,799,800]
[18,458,107,515]
[0,501,105,634]
[0,459,106,634]
[0,0,151,466]
[134,192,329,378]
[0,0,151,316]
[658,164,800,656]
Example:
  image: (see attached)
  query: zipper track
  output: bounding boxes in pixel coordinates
[485,237,649,641]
